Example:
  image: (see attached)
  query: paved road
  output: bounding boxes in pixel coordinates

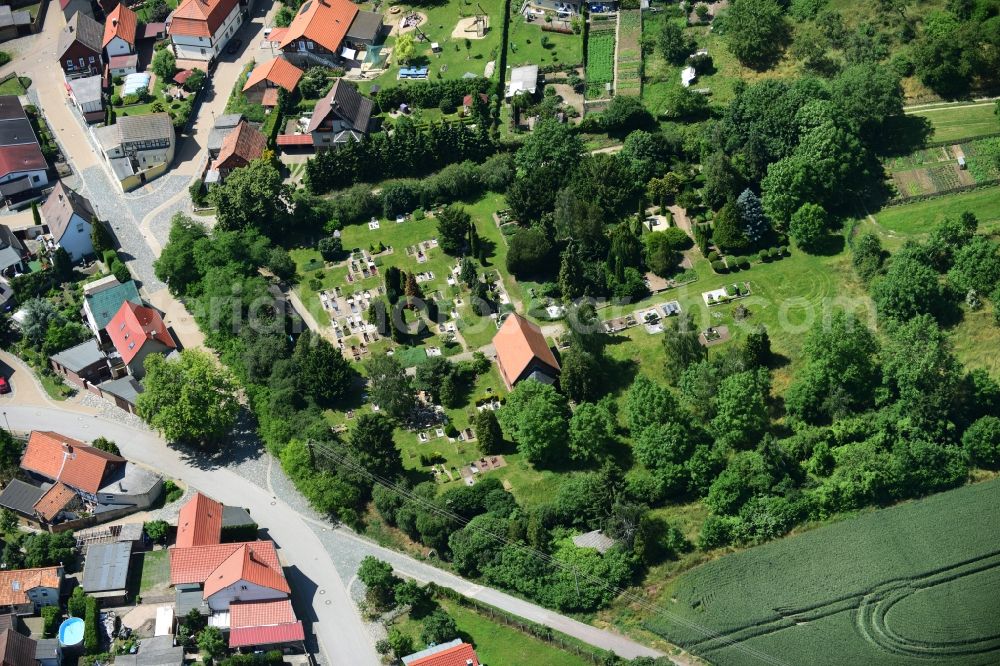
[0,403,381,666]
[0,396,668,661]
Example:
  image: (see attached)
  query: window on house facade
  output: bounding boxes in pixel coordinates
[66,59,73,68]
[79,57,85,66]
[88,56,95,63]
[307,41,314,50]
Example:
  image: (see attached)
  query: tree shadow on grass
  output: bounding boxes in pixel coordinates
[879,114,934,157]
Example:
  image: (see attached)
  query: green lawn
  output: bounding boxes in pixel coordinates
[872,184,1000,246]
[0,76,27,96]
[137,550,170,595]
[909,102,1000,143]
[135,0,178,24]
[389,599,591,665]
[507,14,583,70]
[361,0,505,93]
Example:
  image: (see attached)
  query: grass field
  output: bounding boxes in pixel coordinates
[872,184,1000,245]
[643,479,1000,666]
[615,10,642,97]
[138,550,170,595]
[0,76,27,95]
[506,14,583,70]
[908,102,1000,143]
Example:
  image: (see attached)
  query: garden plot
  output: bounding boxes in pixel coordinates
[888,144,976,199]
[585,21,616,99]
[615,10,642,96]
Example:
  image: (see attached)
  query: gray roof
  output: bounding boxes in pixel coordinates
[308,79,372,134]
[69,76,103,106]
[215,113,243,129]
[0,96,25,122]
[207,115,242,153]
[115,636,182,666]
[0,480,45,516]
[572,529,615,554]
[34,639,60,663]
[58,12,103,59]
[97,376,144,405]
[0,118,36,148]
[50,339,106,374]
[117,113,174,145]
[40,181,95,241]
[221,505,255,529]
[174,586,210,616]
[346,10,382,41]
[402,639,464,665]
[109,156,134,180]
[81,541,132,593]
[507,64,539,96]
[99,462,160,497]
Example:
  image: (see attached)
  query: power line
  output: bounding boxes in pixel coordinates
[309,439,789,666]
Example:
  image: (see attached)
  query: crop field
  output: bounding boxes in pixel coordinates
[585,23,615,99]
[615,10,642,96]
[643,480,1000,666]
[962,137,1000,183]
[909,102,1000,143]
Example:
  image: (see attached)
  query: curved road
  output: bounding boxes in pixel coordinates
[0,377,666,662]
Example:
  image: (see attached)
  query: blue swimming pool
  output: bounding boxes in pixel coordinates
[58,617,84,647]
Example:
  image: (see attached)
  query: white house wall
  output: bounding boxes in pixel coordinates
[57,212,94,262]
[106,36,133,57]
[171,5,242,60]
[206,580,286,611]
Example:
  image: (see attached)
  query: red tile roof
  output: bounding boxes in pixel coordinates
[493,314,560,388]
[243,58,303,94]
[230,599,297,629]
[175,492,223,549]
[0,145,46,180]
[169,541,285,587]
[213,121,267,172]
[202,544,291,597]
[229,622,304,648]
[106,301,177,366]
[173,69,194,84]
[21,431,125,495]
[103,3,138,47]
[0,568,62,607]
[279,0,358,54]
[406,642,480,666]
[32,483,76,522]
[276,134,313,146]
[169,0,240,38]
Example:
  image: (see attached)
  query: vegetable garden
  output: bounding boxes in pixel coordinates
[585,21,615,99]
[644,479,1000,665]
[615,10,642,96]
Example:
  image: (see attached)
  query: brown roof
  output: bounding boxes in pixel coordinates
[213,121,267,171]
[0,568,61,607]
[103,3,137,47]
[40,181,95,242]
[0,145,46,181]
[307,79,372,134]
[168,0,239,38]
[20,431,125,495]
[32,483,76,522]
[176,492,223,549]
[493,314,560,388]
[279,0,357,54]
[58,12,103,59]
[261,88,279,108]
[243,58,303,94]
[0,628,36,666]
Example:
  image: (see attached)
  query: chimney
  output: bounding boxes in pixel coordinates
[112,18,118,26]
[61,443,72,454]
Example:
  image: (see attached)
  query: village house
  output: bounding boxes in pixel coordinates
[241,57,302,107]
[0,225,28,278]
[305,79,372,149]
[40,181,95,262]
[68,75,104,123]
[171,493,304,651]
[49,338,110,388]
[93,113,175,190]
[0,96,49,201]
[0,626,46,666]
[0,568,62,616]
[58,12,104,79]
[402,639,480,666]
[167,0,243,61]
[103,4,138,57]
[278,0,360,67]
[106,300,177,379]
[81,275,143,339]
[493,313,561,389]
[205,120,266,186]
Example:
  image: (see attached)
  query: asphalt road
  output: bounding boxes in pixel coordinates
[0,404,381,666]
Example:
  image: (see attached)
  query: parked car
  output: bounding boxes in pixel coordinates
[0,376,9,394]
[227,38,243,54]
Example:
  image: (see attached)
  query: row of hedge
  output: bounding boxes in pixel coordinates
[709,246,789,273]
[372,77,496,112]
